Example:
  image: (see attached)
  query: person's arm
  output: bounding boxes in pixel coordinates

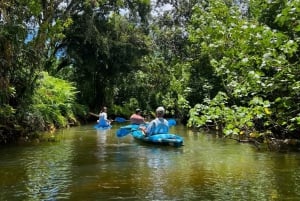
[140,116,146,123]
[145,121,153,135]
[104,113,112,124]
[164,119,169,132]
[164,119,169,127]
[103,113,108,120]
[146,120,157,136]
[129,114,135,123]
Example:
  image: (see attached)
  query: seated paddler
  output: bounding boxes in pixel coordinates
[130,108,146,125]
[143,106,169,137]
[97,106,111,127]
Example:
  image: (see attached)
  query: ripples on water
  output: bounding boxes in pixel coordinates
[0,142,73,201]
[0,125,300,200]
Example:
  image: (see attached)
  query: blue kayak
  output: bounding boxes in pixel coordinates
[131,129,184,147]
[116,124,184,147]
[94,118,112,130]
[94,124,112,130]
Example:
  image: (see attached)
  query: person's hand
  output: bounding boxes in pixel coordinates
[139,127,146,136]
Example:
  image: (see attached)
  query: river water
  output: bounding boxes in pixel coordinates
[0,124,300,201]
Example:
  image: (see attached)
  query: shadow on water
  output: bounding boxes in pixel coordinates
[0,124,300,200]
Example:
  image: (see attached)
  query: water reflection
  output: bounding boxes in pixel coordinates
[0,139,74,201]
[142,147,183,200]
[96,129,108,145]
[96,128,109,163]
[0,125,300,200]
[21,144,73,200]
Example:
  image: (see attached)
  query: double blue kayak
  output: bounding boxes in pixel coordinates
[116,124,184,147]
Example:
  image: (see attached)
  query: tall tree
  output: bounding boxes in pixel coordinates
[0,0,75,141]
[58,0,151,110]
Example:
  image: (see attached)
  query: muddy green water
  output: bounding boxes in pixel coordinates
[0,124,300,201]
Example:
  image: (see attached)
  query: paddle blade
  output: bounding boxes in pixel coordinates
[114,117,128,123]
[168,119,176,127]
[116,128,131,137]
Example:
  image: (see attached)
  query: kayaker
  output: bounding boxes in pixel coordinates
[143,106,169,136]
[130,108,146,125]
[98,106,111,126]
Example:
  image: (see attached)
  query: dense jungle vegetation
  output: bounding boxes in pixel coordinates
[1,0,300,147]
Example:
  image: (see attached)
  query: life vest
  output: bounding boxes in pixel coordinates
[148,119,169,135]
[154,123,169,134]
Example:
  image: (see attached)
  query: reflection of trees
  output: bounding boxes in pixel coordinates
[146,150,171,199]
[136,147,182,200]
[3,125,300,200]
[268,153,300,200]
[21,142,74,200]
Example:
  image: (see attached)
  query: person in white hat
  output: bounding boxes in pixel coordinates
[144,106,169,136]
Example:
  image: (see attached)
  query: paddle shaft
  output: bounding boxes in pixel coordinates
[89,112,99,117]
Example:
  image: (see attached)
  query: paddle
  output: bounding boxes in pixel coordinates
[116,127,133,137]
[116,124,146,137]
[114,117,129,123]
[90,113,128,123]
[89,112,99,117]
[116,119,177,138]
[167,118,176,126]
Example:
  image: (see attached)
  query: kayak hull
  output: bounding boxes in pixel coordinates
[94,124,112,130]
[131,129,184,147]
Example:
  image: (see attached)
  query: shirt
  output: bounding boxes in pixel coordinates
[146,118,169,136]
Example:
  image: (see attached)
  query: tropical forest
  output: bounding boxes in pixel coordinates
[1,0,300,149]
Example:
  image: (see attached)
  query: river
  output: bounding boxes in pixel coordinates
[0,123,300,201]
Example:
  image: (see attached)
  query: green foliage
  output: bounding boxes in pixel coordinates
[111,98,142,118]
[60,1,151,109]
[111,105,131,118]
[188,93,272,138]
[0,104,16,127]
[187,0,300,138]
[29,72,83,129]
[114,54,171,112]
[2,0,300,144]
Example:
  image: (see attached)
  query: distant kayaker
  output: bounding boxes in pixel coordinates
[98,106,111,126]
[130,108,146,125]
[143,106,169,136]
